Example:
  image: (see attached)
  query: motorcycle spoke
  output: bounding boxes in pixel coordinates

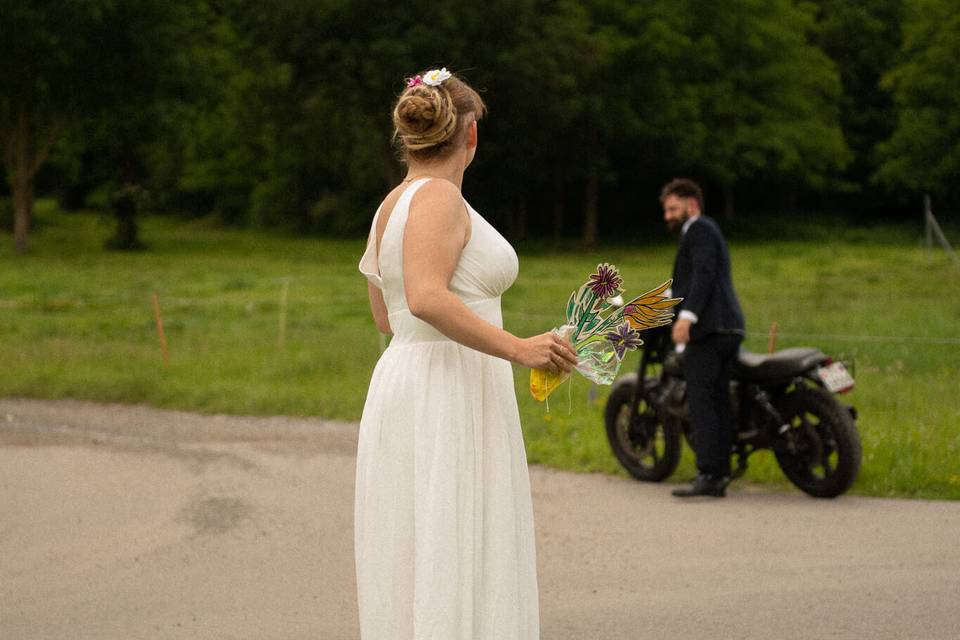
[615,403,664,470]
[798,411,843,479]
[784,410,829,479]
[816,433,839,478]
[642,434,664,464]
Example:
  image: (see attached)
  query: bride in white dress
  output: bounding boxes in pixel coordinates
[356,68,578,639]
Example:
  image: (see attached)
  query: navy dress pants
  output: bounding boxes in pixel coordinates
[681,333,743,477]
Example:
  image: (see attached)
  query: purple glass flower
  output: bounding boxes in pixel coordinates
[605,322,643,359]
[588,263,623,299]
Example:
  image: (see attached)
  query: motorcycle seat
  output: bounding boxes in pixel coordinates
[736,347,826,381]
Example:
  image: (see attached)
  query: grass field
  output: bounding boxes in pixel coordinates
[2,201,958,498]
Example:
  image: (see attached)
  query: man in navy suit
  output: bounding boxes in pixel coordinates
[661,178,745,497]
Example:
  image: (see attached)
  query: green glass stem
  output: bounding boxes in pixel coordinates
[571,291,599,342]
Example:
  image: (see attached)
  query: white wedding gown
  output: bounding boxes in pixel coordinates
[356,178,539,639]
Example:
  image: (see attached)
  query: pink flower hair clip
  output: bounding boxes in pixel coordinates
[405,68,451,89]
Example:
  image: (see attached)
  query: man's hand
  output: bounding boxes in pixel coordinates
[672,318,692,345]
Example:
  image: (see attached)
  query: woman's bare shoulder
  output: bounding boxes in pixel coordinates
[409,178,467,224]
[412,178,462,205]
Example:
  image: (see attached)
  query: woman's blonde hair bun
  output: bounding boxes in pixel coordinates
[394,85,459,151]
[392,69,487,161]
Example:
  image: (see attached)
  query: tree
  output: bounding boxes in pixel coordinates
[814,0,903,210]
[157,0,448,232]
[17,0,886,243]
[876,0,960,205]
[0,0,197,253]
[670,0,851,216]
[480,0,691,246]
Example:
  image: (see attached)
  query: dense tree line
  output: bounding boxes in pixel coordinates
[2,0,958,252]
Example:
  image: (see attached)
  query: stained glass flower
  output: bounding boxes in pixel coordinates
[605,322,643,359]
[588,263,623,299]
[622,280,681,330]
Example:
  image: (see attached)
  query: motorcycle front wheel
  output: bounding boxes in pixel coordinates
[604,378,682,482]
[774,387,861,498]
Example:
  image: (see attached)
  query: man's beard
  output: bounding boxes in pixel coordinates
[665,208,689,235]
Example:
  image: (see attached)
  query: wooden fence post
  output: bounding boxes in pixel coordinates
[278,280,289,350]
[151,292,170,367]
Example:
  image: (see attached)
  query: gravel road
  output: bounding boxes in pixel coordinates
[1,397,957,640]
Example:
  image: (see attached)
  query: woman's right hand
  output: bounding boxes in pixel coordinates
[515,332,579,373]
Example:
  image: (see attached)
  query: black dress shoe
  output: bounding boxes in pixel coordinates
[672,474,730,498]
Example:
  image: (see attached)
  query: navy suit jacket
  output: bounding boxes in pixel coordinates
[671,216,745,341]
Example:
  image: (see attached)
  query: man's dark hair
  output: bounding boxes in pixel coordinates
[660,178,704,214]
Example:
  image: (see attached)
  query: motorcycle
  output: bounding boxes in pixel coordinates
[604,326,861,498]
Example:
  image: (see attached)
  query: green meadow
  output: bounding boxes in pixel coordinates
[2,201,958,498]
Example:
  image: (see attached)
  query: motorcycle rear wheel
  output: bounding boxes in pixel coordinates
[774,387,861,498]
[604,378,682,482]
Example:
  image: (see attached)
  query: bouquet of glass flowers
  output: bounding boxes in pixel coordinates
[530,263,682,401]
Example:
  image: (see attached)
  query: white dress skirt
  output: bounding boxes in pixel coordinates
[355,178,539,639]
